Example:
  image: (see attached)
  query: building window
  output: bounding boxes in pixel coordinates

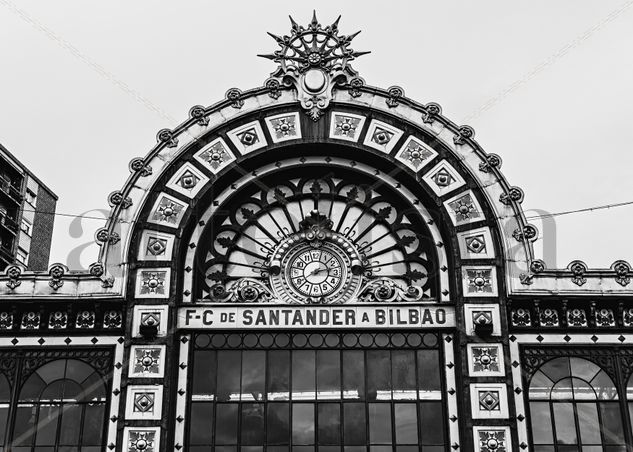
[188,332,446,451]
[16,247,28,265]
[0,349,112,451]
[525,351,631,449]
[20,218,32,236]
[25,189,36,206]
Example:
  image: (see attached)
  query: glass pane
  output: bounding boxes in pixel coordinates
[59,404,82,445]
[417,350,441,397]
[592,371,618,400]
[192,350,216,398]
[13,405,37,446]
[293,403,315,444]
[541,358,571,382]
[80,372,106,402]
[569,358,600,383]
[529,402,553,444]
[577,403,601,445]
[318,404,340,445]
[293,351,316,400]
[367,351,391,401]
[189,402,213,445]
[342,351,364,400]
[242,351,265,401]
[267,403,290,445]
[35,404,60,445]
[600,403,625,444]
[553,403,577,445]
[392,351,416,400]
[344,403,366,445]
[419,402,445,445]
[217,351,241,402]
[241,403,265,445]
[370,447,392,452]
[394,403,417,444]
[20,374,46,401]
[81,404,105,445]
[215,404,238,444]
[317,351,341,400]
[369,403,391,444]
[268,351,290,400]
[529,371,554,400]
[551,379,574,400]
[0,405,9,445]
[572,378,596,400]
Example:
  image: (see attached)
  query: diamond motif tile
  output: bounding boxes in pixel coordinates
[395,136,437,172]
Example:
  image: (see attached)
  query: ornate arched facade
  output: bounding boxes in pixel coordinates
[1,13,633,452]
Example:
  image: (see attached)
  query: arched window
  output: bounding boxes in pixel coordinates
[10,358,108,451]
[528,356,626,449]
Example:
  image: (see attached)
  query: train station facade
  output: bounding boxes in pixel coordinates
[1,14,633,452]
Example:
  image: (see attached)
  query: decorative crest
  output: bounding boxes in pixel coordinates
[260,11,369,120]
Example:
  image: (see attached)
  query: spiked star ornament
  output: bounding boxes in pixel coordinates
[260,11,369,121]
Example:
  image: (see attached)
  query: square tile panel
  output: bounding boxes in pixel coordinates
[147,193,187,228]
[462,266,498,297]
[473,426,511,452]
[137,230,175,261]
[470,383,509,419]
[329,112,366,142]
[132,305,169,338]
[265,112,302,143]
[443,190,485,226]
[457,227,494,259]
[123,427,161,452]
[363,119,404,154]
[227,120,267,155]
[464,304,501,336]
[129,345,166,378]
[125,385,163,420]
[395,136,438,172]
[467,343,505,377]
[135,268,171,299]
[193,137,235,174]
[166,162,209,199]
[421,159,466,197]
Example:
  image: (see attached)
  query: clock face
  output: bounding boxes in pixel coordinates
[288,249,344,297]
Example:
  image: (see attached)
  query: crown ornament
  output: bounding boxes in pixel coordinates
[259,11,369,121]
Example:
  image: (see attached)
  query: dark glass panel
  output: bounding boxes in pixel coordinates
[192,350,217,396]
[241,403,265,445]
[318,404,341,444]
[189,402,213,445]
[319,447,340,452]
[189,448,212,452]
[367,351,391,401]
[13,405,37,445]
[541,358,571,383]
[576,403,600,445]
[0,405,8,445]
[344,448,366,452]
[64,360,93,387]
[242,351,266,401]
[419,402,445,445]
[342,351,365,400]
[41,381,65,401]
[268,447,289,452]
[215,404,239,444]
[80,372,106,402]
[81,404,105,445]
[552,403,577,445]
[293,351,316,399]
[396,447,418,452]
[267,403,290,445]
[215,447,237,452]
[369,403,392,443]
[293,403,315,444]
[343,403,366,445]
[268,351,290,400]
[59,404,82,445]
[35,360,66,385]
[416,350,440,392]
[528,402,553,444]
[370,447,392,452]
[394,403,418,444]
[600,403,625,444]
[217,351,241,402]
[0,375,10,401]
[35,404,60,445]
[294,447,315,452]
[317,351,341,400]
[392,351,416,400]
[532,447,556,452]
[20,374,46,401]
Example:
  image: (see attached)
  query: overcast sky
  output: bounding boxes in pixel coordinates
[1,1,632,270]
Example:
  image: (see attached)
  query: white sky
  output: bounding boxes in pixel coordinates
[1,1,632,270]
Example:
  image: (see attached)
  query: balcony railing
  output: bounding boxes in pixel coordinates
[0,211,18,233]
[0,177,23,203]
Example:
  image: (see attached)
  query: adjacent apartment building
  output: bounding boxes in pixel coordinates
[0,143,57,271]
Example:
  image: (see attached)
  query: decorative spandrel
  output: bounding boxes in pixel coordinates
[259,12,369,121]
[196,169,438,304]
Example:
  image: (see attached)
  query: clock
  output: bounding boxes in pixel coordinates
[267,212,366,304]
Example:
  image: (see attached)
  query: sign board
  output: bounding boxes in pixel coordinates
[178,305,455,330]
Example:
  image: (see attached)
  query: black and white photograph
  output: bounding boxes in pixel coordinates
[1,2,632,451]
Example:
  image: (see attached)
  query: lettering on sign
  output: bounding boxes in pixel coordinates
[178,305,455,329]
